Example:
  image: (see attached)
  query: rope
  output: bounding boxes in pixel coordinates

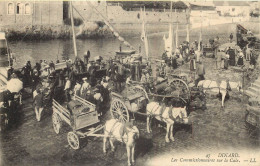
[86,2,136,51]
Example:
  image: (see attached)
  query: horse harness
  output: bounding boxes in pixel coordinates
[149,103,183,122]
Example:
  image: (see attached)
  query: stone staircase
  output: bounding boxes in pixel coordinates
[245,78,260,98]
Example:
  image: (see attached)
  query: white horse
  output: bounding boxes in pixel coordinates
[146,102,189,143]
[197,80,242,107]
[103,119,139,166]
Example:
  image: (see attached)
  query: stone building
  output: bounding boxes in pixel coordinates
[0,1,63,26]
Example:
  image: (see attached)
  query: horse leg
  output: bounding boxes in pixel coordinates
[38,107,43,121]
[103,136,107,153]
[221,92,226,108]
[170,123,175,142]
[126,146,131,166]
[131,145,135,164]
[165,123,170,143]
[19,94,22,105]
[147,115,151,133]
[109,138,115,152]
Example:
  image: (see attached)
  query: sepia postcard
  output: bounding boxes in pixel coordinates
[0,0,259,166]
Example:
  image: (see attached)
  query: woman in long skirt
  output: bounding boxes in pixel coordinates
[237,51,244,66]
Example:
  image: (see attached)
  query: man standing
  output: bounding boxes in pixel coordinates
[81,77,90,98]
[64,77,71,102]
[33,89,44,122]
[246,45,251,61]
[229,33,233,43]
[217,50,224,69]
[74,81,82,97]
[237,51,244,66]
[250,49,256,69]
[68,67,76,88]
[84,50,90,65]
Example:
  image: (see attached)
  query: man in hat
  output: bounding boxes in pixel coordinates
[64,77,71,102]
[229,33,233,43]
[140,71,147,83]
[190,52,196,71]
[93,88,103,116]
[224,51,230,70]
[250,49,256,69]
[245,44,251,61]
[84,50,90,65]
[237,50,244,66]
[101,78,109,105]
[33,89,44,122]
[81,77,90,98]
[68,66,76,88]
[217,49,224,69]
[49,61,55,73]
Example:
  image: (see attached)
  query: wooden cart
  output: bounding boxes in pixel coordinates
[52,95,103,150]
[202,45,215,58]
[110,85,149,122]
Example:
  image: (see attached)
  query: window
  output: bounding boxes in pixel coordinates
[232,8,235,12]
[25,3,30,14]
[7,3,14,14]
[17,3,23,14]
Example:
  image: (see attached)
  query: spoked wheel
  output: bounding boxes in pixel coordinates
[52,113,62,134]
[110,99,129,123]
[169,78,190,101]
[67,131,80,150]
[133,85,149,101]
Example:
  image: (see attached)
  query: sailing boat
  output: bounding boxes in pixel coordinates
[163,24,173,58]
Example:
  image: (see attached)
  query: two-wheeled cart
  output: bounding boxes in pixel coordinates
[52,95,105,150]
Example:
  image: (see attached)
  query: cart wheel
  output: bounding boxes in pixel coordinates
[133,85,149,101]
[110,99,129,122]
[67,131,80,150]
[169,78,190,101]
[52,113,62,134]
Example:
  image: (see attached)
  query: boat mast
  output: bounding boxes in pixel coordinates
[175,5,178,51]
[198,4,202,51]
[69,1,77,57]
[186,7,190,43]
[141,6,149,60]
[170,1,174,54]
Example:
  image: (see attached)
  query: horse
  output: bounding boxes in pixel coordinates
[197,80,242,108]
[146,102,189,143]
[103,119,139,166]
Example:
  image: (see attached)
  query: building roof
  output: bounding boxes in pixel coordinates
[189,1,215,7]
[213,1,249,6]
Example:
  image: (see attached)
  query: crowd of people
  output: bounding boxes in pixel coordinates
[2,29,259,125]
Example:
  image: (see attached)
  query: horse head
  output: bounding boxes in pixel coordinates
[125,125,139,144]
[180,106,189,124]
